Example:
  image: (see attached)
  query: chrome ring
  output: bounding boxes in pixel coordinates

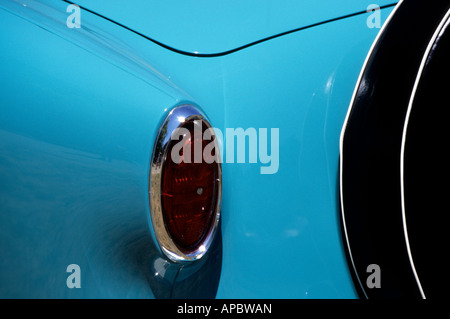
[149,105,222,262]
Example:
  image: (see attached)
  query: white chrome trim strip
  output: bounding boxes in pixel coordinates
[400,9,450,300]
[339,0,404,299]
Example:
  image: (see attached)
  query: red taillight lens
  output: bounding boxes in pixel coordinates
[150,105,221,262]
[161,120,219,253]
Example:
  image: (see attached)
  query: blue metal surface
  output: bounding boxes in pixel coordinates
[0,0,185,298]
[214,12,395,299]
[0,0,396,298]
[74,0,397,54]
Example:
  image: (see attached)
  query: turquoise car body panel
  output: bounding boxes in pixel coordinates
[0,0,396,298]
[75,0,396,54]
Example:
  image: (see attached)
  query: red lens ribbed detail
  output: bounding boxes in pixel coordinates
[161,120,219,253]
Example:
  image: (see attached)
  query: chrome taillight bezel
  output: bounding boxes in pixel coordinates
[149,105,222,262]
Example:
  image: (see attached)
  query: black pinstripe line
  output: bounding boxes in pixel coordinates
[62,0,397,57]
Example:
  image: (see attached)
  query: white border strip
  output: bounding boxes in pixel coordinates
[400,8,450,300]
[339,0,404,299]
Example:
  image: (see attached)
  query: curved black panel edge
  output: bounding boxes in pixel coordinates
[403,15,450,299]
[340,0,450,299]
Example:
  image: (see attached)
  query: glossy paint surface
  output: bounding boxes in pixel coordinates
[340,0,449,299]
[213,11,394,299]
[74,0,396,54]
[1,0,394,298]
[0,0,184,298]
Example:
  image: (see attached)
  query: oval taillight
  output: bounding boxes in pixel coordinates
[150,105,221,262]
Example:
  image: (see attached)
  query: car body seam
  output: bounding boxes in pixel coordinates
[62,0,397,58]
